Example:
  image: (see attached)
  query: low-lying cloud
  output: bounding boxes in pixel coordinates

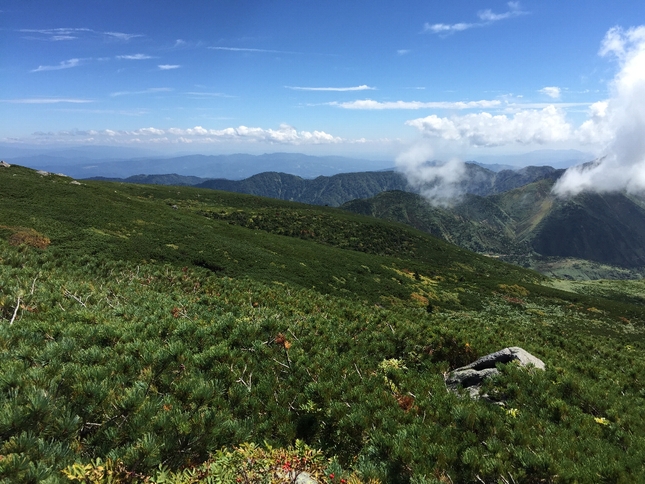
[553,26,645,196]
[395,142,467,206]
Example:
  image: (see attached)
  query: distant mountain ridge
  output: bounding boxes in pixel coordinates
[85,163,564,207]
[196,171,411,206]
[7,152,394,180]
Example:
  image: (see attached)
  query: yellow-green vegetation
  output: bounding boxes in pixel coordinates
[1,165,645,483]
[62,441,366,483]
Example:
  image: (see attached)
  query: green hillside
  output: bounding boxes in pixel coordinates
[196,171,410,207]
[1,165,645,483]
[342,179,645,278]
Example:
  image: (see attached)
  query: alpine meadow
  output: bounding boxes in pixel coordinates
[4,1,645,482]
[1,164,645,483]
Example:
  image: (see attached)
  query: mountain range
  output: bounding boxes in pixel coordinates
[81,163,645,279]
[5,152,394,180]
[85,163,564,207]
[341,180,645,278]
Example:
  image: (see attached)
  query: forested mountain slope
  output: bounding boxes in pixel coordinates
[342,179,645,276]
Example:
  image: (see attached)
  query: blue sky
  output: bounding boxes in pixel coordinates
[2,0,645,161]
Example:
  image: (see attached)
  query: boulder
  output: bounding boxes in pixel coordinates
[446,346,545,398]
[0,161,10,168]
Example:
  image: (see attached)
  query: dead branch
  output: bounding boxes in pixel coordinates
[9,297,21,325]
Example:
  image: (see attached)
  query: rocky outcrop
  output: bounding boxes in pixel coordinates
[446,347,545,398]
[0,161,10,168]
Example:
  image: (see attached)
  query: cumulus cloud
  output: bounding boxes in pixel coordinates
[406,105,572,146]
[31,58,81,72]
[424,1,527,35]
[286,85,375,92]
[554,26,645,196]
[158,64,180,70]
[29,124,344,146]
[331,99,501,110]
[540,86,561,99]
[395,142,467,206]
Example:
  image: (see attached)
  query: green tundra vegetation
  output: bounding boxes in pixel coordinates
[0,165,644,483]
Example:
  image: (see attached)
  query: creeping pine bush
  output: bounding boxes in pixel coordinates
[1,169,645,482]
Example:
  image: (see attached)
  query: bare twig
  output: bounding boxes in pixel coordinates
[236,372,252,392]
[354,363,363,381]
[63,288,87,307]
[287,328,301,342]
[30,274,39,295]
[272,358,290,369]
[9,297,21,325]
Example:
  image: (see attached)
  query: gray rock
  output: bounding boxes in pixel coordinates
[295,471,318,484]
[446,346,545,398]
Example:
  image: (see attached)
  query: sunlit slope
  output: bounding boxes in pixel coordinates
[2,164,645,483]
[0,165,540,308]
[342,178,645,270]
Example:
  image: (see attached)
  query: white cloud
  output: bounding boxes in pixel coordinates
[28,124,344,146]
[184,91,231,97]
[158,64,180,70]
[110,88,173,97]
[331,99,501,110]
[209,46,298,54]
[286,85,375,92]
[19,28,91,41]
[539,86,561,98]
[396,142,467,206]
[406,105,572,147]
[554,25,645,196]
[424,23,474,34]
[117,54,153,60]
[425,2,528,35]
[20,28,141,42]
[397,49,411,55]
[478,1,525,22]
[31,58,82,72]
[104,31,142,41]
[0,98,93,104]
